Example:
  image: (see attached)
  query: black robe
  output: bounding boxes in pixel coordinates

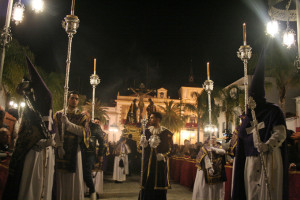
[139,127,173,200]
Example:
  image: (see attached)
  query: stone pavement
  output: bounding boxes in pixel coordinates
[85,174,193,200]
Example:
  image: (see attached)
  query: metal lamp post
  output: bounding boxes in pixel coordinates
[0,0,14,87]
[0,0,43,87]
[237,23,252,112]
[90,69,100,122]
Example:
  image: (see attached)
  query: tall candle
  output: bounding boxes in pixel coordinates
[94,58,96,75]
[243,23,247,46]
[207,62,210,80]
[71,0,75,15]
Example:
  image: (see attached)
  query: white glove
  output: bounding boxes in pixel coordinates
[139,136,148,148]
[211,147,217,152]
[208,168,214,176]
[149,135,161,149]
[58,146,65,159]
[211,147,226,155]
[156,153,166,162]
[257,142,269,153]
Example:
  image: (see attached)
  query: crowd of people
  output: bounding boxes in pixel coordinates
[1,49,300,200]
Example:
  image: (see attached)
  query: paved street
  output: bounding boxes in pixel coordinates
[86,174,192,200]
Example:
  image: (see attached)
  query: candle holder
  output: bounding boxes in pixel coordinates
[90,73,100,121]
[237,44,252,112]
[62,15,80,35]
[61,0,80,145]
[62,14,80,114]
[203,79,214,92]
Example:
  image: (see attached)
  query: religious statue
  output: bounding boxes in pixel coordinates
[125,99,138,124]
[128,83,155,123]
[146,98,156,120]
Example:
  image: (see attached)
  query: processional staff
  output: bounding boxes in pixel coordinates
[61,0,80,143]
[237,23,252,112]
[248,97,272,200]
[140,118,148,184]
[203,62,215,162]
[90,58,100,122]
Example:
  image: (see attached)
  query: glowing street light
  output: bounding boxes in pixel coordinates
[283,29,295,48]
[32,0,44,13]
[266,20,279,37]
[12,1,25,25]
[20,101,26,108]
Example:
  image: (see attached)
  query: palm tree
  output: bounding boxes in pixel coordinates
[82,98,109,124]
[158,101,185,133]
[265,42,300,115]
[184,90,220,142]
[217,85,244,132]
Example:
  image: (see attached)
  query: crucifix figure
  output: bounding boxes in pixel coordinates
[128,83,155,123]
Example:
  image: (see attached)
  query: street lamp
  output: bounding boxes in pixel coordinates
[283,28,295,48]
[266,20,279,37]
[31,0,44,13]
[0,0,44,87]
[12,1,25,25]
[267,0,300,69]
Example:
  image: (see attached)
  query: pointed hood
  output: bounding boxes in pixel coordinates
[248,47,267,106]
[26,57,53,118]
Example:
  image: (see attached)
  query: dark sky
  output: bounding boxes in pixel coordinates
[0,0,270,104]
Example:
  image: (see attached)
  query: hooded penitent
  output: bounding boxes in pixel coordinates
[232,45,288,200]
[3,57,54,200]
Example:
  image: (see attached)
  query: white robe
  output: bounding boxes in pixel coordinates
[113,144,129,182]
[84,171,104,194]
[192,153,225,200]
[18,146,55,200]
[56,145,85,200]
[244,125,286,200]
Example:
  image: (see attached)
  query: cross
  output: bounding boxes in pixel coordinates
[246,96,265,145]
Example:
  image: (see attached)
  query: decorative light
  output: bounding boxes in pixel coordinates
[9,101,14,106]
[13,103,18,109]
[32,0,44,13]
[12,1,25,25]
[20,102,26,108]
[266,20,279,37]
[204,124,218,133]
[283,29,295,48]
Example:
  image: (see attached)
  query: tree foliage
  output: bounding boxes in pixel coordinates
[265,41,300,115]
[3,39,35,98]
[158,101,185,133]
[82,98,109,124]
[184,90,220,140]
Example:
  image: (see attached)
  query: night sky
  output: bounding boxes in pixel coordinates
[0,0,271,104]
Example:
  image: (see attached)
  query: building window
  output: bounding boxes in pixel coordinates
[160,92,164,98]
